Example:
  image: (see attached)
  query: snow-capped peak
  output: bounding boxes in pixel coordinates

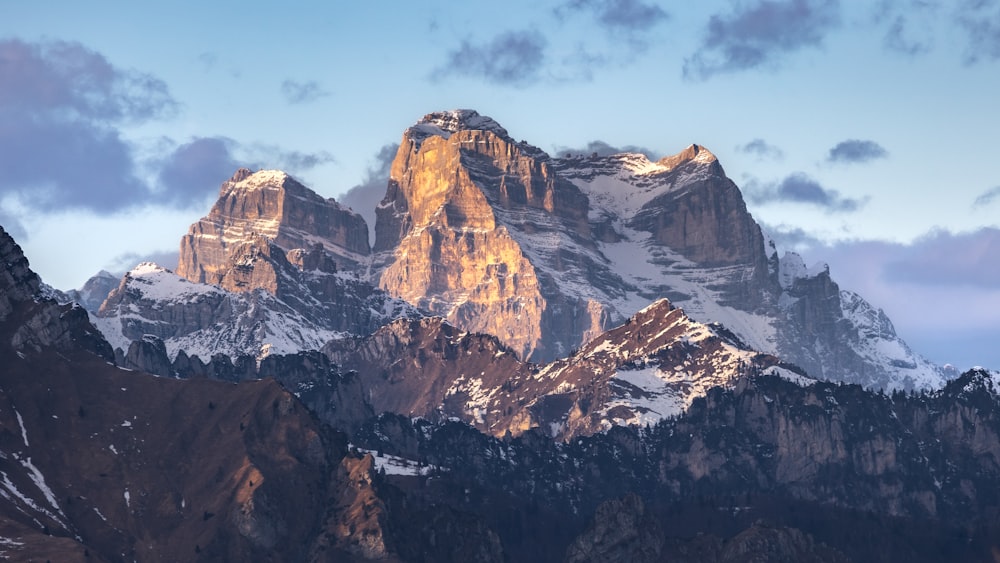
[407,109,513,149]
[129,262,169,277]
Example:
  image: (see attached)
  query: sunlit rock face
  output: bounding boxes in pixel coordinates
[177,168,370,291]
[373,110,606,361]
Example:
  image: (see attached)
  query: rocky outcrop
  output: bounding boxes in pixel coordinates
[0,225,113,360]
[177,168,370,287]
[564,494,663,563]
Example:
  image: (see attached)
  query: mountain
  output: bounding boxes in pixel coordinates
[94,170,419,361]
[5,222,1000,561]
[326,298,797,440]
[0,225,506,562]
[370,110,941,389]
[92,109,939,392]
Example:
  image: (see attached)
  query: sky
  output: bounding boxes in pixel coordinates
[2,1,999,370]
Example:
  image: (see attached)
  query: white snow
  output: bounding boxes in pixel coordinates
[352,446,441,477]
[13,408,28,447]
[124,490,130,508]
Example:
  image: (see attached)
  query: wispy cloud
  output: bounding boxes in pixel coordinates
[956,0,1000,63]
[683,0,841,80]
[873,0,939,56]
[973,185,1000,209]
[736,138,785,160]
[553,140,661,160]
[280,79,331,105]
[826,139,888,164]
[555,0,668,48]
[433,30,547,87]
[339,143,399,244]
[746,172,866,212]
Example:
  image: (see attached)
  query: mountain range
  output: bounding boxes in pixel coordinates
[0,109,992,561]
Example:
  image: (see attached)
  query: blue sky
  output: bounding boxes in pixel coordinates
[2,1,999,370]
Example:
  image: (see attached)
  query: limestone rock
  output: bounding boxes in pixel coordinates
[177,168,370,287]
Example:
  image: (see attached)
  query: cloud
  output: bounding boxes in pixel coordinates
[434,30,547,87]
[338,143,399,244]
[826,139,888,164]
[553,140,662,160]
[973,186,1000,209]
[683,0,840,80]
[266,148,335,171]
[956,0,1000,63]
[156,137,243,206]
[0,38,176,121]
[280,79,331,105]
[882,228,1000,289]
[555,0,668,47]
[746,173,866,212]
[736,138,785,160]
[0,39,178,215]
[872,1,938,56]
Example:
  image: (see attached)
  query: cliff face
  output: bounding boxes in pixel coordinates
[177,168,370,288]
[373,110,616,360]
[96,170,418,361]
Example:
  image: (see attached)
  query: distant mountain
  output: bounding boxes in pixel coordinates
[94,169,419,362]
[89,108,944,445]
[370,110,941,389]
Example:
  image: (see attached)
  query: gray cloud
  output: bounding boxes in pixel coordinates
[973,186,1000,209]
[555,0,668,47]
[0,38,176,121]
[759,222,826,251]
[827,139,889,164]
[281,79,331,105]
[683,0,840,80]
[956,0,1000,63]
[736,138,785,160]
[434,30,547,87]
[797,231,1000,369]
[156,137,243,207]
[553,140,662,160]
[746,173,866,212]
[883,228,1000,289]
[339,143,399,244]
[0,39,177,214]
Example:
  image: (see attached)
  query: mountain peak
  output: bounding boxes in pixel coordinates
[177,169,370,286]
[406,109,511,149]
[657,143,718,170]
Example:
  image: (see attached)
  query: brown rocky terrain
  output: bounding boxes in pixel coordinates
[326,298,788,440]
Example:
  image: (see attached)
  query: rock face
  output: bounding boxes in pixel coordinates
[327,298,788,440]
[369,110,940,388]
[96,173,419,361]
[374,110,609,361]
[178,168,370,286]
